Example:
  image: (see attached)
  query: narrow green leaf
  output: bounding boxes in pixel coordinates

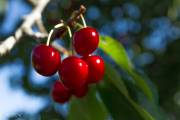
[99,35,154,102]
[99,35,133,70]
[0,0,6,14]
[105,62,129,97]
[127,98,155,120]
[98,63,155,120]
[68,88,108,120]
[128,70,154,102]
[105,63,154,119]
[98,81,155,120]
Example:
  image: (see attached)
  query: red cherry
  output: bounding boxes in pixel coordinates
[59,56,88,89]
[31,44,61,76]
[72,84,88,98]
[51,80,71,103]
[82,55,104,84]
[73,27,99,56]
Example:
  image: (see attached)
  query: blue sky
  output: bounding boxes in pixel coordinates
[0,60,47,119]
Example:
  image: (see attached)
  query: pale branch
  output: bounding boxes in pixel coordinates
[35,18,48,34]
[51,42,69,56]
[0,0,50,56]
[28,0,39,6]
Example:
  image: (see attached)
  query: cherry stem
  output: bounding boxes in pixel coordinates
[66,25,72,38]
[54,23,65,29]
[80,14,87,28]
[46,29,54,46]
[76,23,84,29]
[66,25,74,55]
[46,23,65,46]
[46,5,86,50]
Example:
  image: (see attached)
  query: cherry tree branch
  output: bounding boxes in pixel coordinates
[28,0,39,6]
[50,5,86,39]
[0,2,86,56]
[0,0,50,56]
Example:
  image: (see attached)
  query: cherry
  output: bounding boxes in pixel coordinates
[59,56,88,89]
[51,80,71,103]
[72,84,88,98]
[73,27,99,56]
[31,44,61,76]
[82,55,104,84]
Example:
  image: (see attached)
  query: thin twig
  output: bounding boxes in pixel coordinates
[51,42,69,56]
[53,5,86,38]
[28,0,39,6]
[0,0,50,56]
[36,18,48,34]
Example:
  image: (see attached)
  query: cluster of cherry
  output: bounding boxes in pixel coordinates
[31,26,104,104]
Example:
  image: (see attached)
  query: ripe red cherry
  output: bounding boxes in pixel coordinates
[31,44,61,76]
[82,55,104,84]
[73,27,99,56]
[51,80,71,103]
[59,56,88,89]
[72,84,88,98]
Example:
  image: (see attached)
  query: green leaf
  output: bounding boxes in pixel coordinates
[128,82,168,120]
[97,80,155,120]
[104,62,129,97]
[99,35,154,102]
[68,88,108,120]
[128,99,155,120]
[99,35,133,70]
[127,70,154,102]
[0,0,6,14]
[98,63,155,120]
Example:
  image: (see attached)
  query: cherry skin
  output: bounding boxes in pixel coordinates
[58,56,88,89]
[51,80,71,103]
[72,84,88,98]
[73,27,99,56]
[31,44,61,76]
[82,55,104,84]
